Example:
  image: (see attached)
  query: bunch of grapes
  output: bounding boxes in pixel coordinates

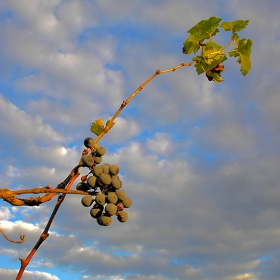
[77,137,132,226]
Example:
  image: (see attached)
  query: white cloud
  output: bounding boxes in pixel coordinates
[0,207,14,220]
[105,117,141,143]
[0,94,63,143]
[0,268,59,280]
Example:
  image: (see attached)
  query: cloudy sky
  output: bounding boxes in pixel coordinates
[0,0,280,279]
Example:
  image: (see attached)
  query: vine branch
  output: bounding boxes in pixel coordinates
[15,171,80,280]
[0,187,88,206]
[93,62,194,145]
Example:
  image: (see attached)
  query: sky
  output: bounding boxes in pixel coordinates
[0,0,280,279]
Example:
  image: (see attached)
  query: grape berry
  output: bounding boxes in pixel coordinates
[78,137,132,226]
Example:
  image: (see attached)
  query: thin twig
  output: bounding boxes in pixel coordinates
[93,62,194,145]
[0,227,26,244]
[16,171,80,280]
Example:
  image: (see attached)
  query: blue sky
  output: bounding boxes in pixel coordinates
[0,0,280,279]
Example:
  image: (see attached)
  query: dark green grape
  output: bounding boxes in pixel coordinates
[95,193,106,205]
[97,218,103,226]
[94,156,102,164]
[107,192,118,204]
[117,211,128,223]
[102,164,110,174]
[96,146,106,156]
[76,182,89,191]
[122,197,132,208]
[98,214,112,226]
[87,176,97,188]
[84,137,95,148]
[109,164,119,175]
[81,195,93,207]
[92,165,103,177]
[99,173,112,185]
[105,203,117,216]
[111,178,122,190]
[82,154,94,167]
[90,204,103,219]
[116,189,126,201]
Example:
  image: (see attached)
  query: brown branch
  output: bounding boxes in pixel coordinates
[0,186,88,206]
[16,171,80,280]
[0,227,26,244]
[1,165,86,207]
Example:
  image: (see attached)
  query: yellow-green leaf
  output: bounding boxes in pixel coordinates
[106,120,115,131]
[90,119,104,136]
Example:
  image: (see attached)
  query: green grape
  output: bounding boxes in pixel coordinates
[94,156,102,164]
[109,164,119,175]
[92,165,103,177]
[90,204,103,219]
[76,182,89,191]
[81,195,93,207]
[111,178,122,190]
[84,137,95,148]
[98,214,112,226]
[96,146,106,156]
[99,173,112,185]
[122,197,132,208]
[117,211,128,223]
[116,189,126,201]
[102,164,110,174]
[87,176,97,188]
[82,154,94,167]
[95,193,106,205]
[107,192,118,204]
[105,203,117,216]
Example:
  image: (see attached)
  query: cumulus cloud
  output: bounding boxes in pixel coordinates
[0,268,59,280]
[0,94,63,143]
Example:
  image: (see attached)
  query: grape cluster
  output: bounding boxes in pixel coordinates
[77,137,132,226]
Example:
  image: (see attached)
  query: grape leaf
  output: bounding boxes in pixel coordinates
[232,33,239,42]
[90,119,104,136]
[220,20,249,32]
[183,16,222,55]
[194,63,205,75]
[192,56,204,63]
[182,35,200,54]
[187,16,222,41]
[205,41,222,49]
[206,71,223,83]
[106,120,115,131]
[202,42,227,71]
[229,38,252,75]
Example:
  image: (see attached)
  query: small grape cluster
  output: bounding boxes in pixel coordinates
[77,137,132,226]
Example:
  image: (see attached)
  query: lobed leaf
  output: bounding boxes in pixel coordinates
[229,38,253,75]
[90,119,104,136]
[207,71,223,83]
[231,33,239,42]
[195,63,205,75]
[220,20,249,32]
[106,120,115,131]
[182,35,200,54]
[187,16,222,41]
